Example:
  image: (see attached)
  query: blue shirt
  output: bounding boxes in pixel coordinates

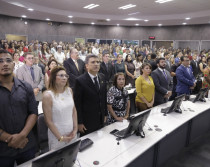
[0,77,38,157]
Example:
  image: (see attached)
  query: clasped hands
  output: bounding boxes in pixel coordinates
[6,133,28,149]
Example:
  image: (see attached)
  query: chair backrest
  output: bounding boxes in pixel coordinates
[37,113,49,154]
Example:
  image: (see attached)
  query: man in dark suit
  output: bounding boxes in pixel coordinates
[63,48,85,90]
[99,50,114,89]
[149,53,157,71]
[164,52,171,72]
[190,53,199,78]
[151,58,173,106]
[74,54,107,135]
[176,56,196,96]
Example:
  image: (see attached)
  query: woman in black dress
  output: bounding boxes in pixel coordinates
[107,73,130,124]
[124,54,136,87]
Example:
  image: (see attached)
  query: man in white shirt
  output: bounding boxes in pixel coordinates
[54,45,65,65]
[92,43,99,56]
[50,42,57,56]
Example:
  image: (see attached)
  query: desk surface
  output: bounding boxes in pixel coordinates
[19,99,210,167]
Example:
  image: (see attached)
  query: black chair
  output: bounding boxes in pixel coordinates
[37,113,49,154]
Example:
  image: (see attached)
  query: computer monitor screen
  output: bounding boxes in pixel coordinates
[115,109,151,138]
[191,88,208,103]
[32,140,81,167]
[161,94,185,115]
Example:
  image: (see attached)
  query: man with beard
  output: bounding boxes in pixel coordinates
[0,49,38,167]
[151,58,173,106]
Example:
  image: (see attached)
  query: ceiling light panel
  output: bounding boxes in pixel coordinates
[125,18,141,21]
[185,17,191,20]
[155,0,173,4]
[27,8,34,11]
[119,4,136,10]
[84,4,99,9]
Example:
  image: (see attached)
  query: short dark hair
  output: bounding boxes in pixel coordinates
[102,50,109,56]
[151,53,157,59]
[47,59,58,70]
[85,54,98,64]
[156,57,165,64]
[24,52,34,58]
[113,72,125,87]
[180,56,189,62]
[140,63,152,75]
[0,49,12,57]
[164,52,169,57]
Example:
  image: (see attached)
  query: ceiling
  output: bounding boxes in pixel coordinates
[0,0,210,26]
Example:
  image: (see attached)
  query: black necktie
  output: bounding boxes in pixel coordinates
[162,69,167,81]
[30,67,35,81]
[94,77,100,92]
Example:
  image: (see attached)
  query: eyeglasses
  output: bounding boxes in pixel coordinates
[56,74,69,78]
[0,58,13,64]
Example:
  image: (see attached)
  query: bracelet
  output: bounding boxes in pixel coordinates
[0,130,4,137]
[58,136,64,142]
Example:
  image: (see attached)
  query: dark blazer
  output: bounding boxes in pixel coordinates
[74,72,108,135]
[190,60,199,78]
[151,68,173,106]
[99,61,114,83]
[165,59,172,72]
[176,65,195,95]
[149,59,157,71]
[63,58,85,89]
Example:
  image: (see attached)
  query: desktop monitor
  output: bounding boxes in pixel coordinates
[32,140,81,167]
[161,94,185,115]
[190,88,208,103]
[114,109,151,139]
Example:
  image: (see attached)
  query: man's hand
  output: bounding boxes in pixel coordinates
[7,134,28,149]
[78,124,87,133]
[33,88,40,96]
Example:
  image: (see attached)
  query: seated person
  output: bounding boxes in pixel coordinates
[107,73,130,124]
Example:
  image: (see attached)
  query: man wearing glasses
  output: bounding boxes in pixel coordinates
[16,52,44,105]
[176,56,196,96]
[0,49,38,166]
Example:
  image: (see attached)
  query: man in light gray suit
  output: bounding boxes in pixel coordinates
[151,58,173,106]
[16,52,44,105]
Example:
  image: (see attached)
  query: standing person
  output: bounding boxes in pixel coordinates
[151,58,173,106]
[13,52,24,75]
[114,54,125,74]
[133,53,143,78]
[164,52,171,72]
[199,56,207,74]
[63,48,85,91]
[190,53,200,78]
[74,54,107,135]
[42,67,78,150]
[0,49,38,167]
[54,45,65,65]
[124,54,136,87]
[202,57,210,89]
[45,59,58,89]
[99,50,114,89]
[107,73,130,124]
[16,53,44,105]
[135,63,155,112]
[149,53,157,71]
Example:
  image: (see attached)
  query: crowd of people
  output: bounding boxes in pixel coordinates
[0,39,210,166]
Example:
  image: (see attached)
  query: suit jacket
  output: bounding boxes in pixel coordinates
[165,59,172,72]
[74,72,108,135]
[190,60,199,78]
[151,68,173,105]
[149,59,157,71]
[16,64,44,101]
[176,65,195,95]
[63,58,85,89]
[99,61,114,83]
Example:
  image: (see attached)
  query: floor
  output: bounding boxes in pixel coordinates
[163,132,210,167]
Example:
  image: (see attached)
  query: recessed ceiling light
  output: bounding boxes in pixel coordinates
[182,22,187,25]
[128,12,140,16]
[158,24,162,26]
[119,4,136,10]
[46,18,50,21]
[117,24,120,26]
[144,20,149,22]
[21,15,27,18]
[135,24,139,26]
[155,0,173,4]
[125,18,141,21]
[24,21,27,25]
[27,8,34,11]
[84,4,99,9]
[185,17,191,20]
[91,22,95,25]
[106,19,111,21]
[68,16,73,18]
[69,21,73,24]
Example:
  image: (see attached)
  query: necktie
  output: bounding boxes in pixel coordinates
[162,69,167,81]
[94,77,100,92]
[30,67,35,81]
[75,60,79,71]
